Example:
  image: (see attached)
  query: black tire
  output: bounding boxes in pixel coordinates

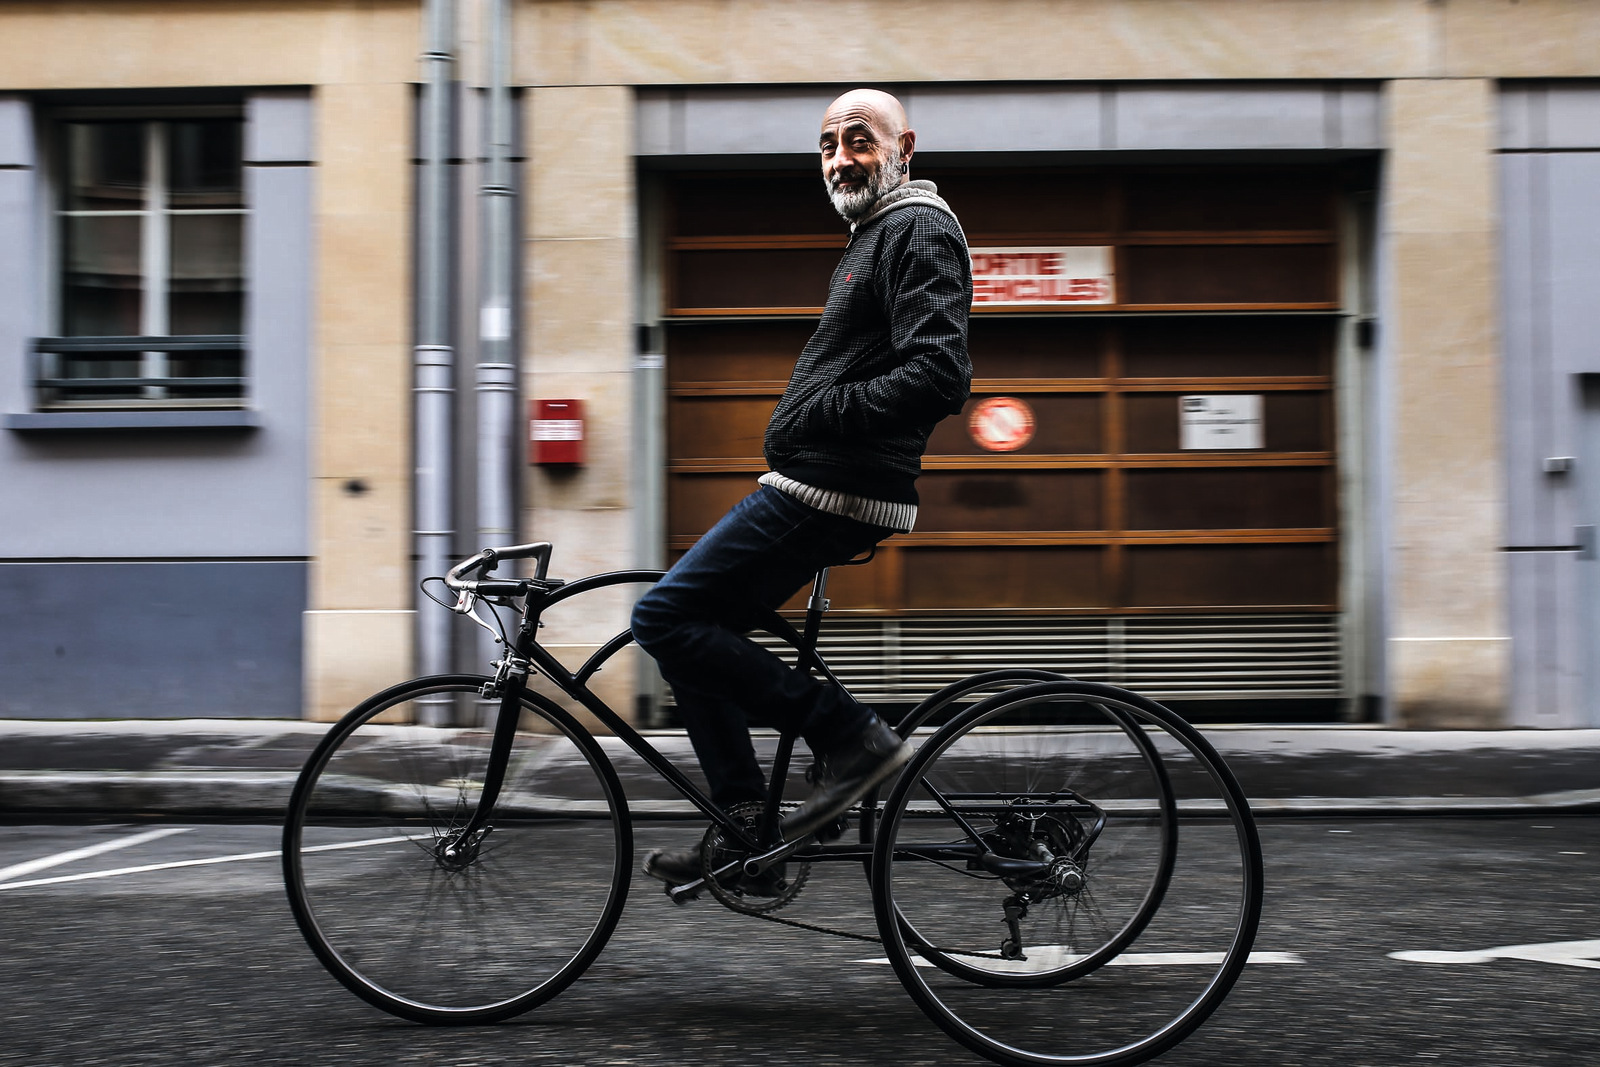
[871,680,1262,1067]
[283,675,632,1024]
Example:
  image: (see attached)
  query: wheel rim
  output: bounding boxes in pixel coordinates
[283,679,631,1021]
[873,682,1262,1066]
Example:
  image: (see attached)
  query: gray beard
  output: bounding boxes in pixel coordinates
[826,146,904,221]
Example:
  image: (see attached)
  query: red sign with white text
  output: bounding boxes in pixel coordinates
[531,399,584,465]
[970,246,1115,306]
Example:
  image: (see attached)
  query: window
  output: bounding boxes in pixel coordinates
[36,114,246,409]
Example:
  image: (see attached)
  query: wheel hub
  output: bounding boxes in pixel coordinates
[983,806,1088,901]
[435,826,491,870]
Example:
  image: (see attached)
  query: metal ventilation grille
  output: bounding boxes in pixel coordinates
[748,614,1342,702]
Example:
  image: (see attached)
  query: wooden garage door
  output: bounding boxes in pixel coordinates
[662,168,1340,618]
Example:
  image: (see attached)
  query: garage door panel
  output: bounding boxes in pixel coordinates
[669,396,775,460]
[1123,244,1336,305]
[1121,316,1332,378]
[916,470,1105,531]
[666,322,815,385]
[904,546,1110,609]
[1126,544,1336,608]
[671,248,836,311]
[969,317,1105,379]
[1124,468,1332,530]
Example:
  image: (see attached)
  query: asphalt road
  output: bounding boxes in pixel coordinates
[1,817,1597,1066]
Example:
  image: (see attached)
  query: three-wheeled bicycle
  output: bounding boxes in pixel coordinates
[283,541,1262,1066]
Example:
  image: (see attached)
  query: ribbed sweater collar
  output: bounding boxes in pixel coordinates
[850,179,962,235]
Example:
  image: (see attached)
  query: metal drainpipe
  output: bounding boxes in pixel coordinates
[475,0,517,673]
[415,0,456,722]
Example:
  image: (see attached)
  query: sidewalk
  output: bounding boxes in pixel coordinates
[2,718,1599,819]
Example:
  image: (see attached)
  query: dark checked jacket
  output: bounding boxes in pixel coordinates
[761,181,973,532]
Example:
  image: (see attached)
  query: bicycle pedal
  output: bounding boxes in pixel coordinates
[665,882,703,905]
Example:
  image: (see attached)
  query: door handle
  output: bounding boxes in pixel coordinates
[1578,525,1596,561]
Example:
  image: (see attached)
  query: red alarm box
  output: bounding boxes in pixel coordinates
[530,399,584,465]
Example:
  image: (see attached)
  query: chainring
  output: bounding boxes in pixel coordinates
[700,801,809,916]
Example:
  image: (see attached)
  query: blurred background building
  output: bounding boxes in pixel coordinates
[0,0,1594,729]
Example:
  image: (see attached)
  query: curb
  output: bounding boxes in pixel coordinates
[4,770,1599,820]
[0,772,300,819]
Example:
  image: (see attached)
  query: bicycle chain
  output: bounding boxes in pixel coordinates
[701,810,1010,959]
[733,877,1009,960]
[748,907,1010,960]
[748,906,883,944]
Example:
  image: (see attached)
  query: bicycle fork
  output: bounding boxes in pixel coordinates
[439,657,529,865]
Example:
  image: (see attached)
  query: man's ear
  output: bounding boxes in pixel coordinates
[900,129,916,170]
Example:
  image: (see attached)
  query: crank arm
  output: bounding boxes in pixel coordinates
[741,835,814,877]
[665,857,745,904]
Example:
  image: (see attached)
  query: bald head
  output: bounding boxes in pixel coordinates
[822,88,909,141]
[818,89,916,221]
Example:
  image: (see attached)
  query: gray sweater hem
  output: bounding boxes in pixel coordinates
[758,472,917,533]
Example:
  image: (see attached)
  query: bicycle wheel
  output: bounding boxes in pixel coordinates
[871,680,1262,1067]
[283,675,632,1024]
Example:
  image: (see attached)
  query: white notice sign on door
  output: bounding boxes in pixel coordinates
[1179,395,1263,450]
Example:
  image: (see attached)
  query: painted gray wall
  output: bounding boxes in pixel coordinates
[637,82,1383,156]
[0,91,313,559]
[0,561,306,718]
[0,91,314,719]
[1499,83,1600,726]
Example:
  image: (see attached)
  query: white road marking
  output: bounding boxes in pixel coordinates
[1390,939,1600,969]
[0,834,419,891]
[0,826,191,884]
[858,949,1303,970]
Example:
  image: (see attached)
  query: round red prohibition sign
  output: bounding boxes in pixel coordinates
[968,396,1036,452]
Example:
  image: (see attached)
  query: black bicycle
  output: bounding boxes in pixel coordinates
[283,541,1263,1066]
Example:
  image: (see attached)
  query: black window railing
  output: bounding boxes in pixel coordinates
[30,336,247,409]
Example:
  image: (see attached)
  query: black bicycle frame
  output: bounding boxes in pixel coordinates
[455,566,1063,882]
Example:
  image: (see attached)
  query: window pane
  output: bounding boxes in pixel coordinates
[169,213,243,334]
[168,119,244,209]
[62,214,142,335]
[64,122,145,211]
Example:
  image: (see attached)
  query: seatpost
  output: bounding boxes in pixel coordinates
[802,568,830,653]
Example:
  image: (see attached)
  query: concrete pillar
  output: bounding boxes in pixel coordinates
[523,84,641,723]
[1384,78,1508,727]
[304,81,415,721]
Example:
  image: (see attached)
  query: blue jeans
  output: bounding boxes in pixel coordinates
[630,486,893,811]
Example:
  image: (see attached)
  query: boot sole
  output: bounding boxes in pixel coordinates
[782,738,913,843]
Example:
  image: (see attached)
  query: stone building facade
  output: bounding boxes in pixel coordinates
[2,0,1596,728]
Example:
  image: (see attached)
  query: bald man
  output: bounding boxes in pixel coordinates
[633,89,973,898]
